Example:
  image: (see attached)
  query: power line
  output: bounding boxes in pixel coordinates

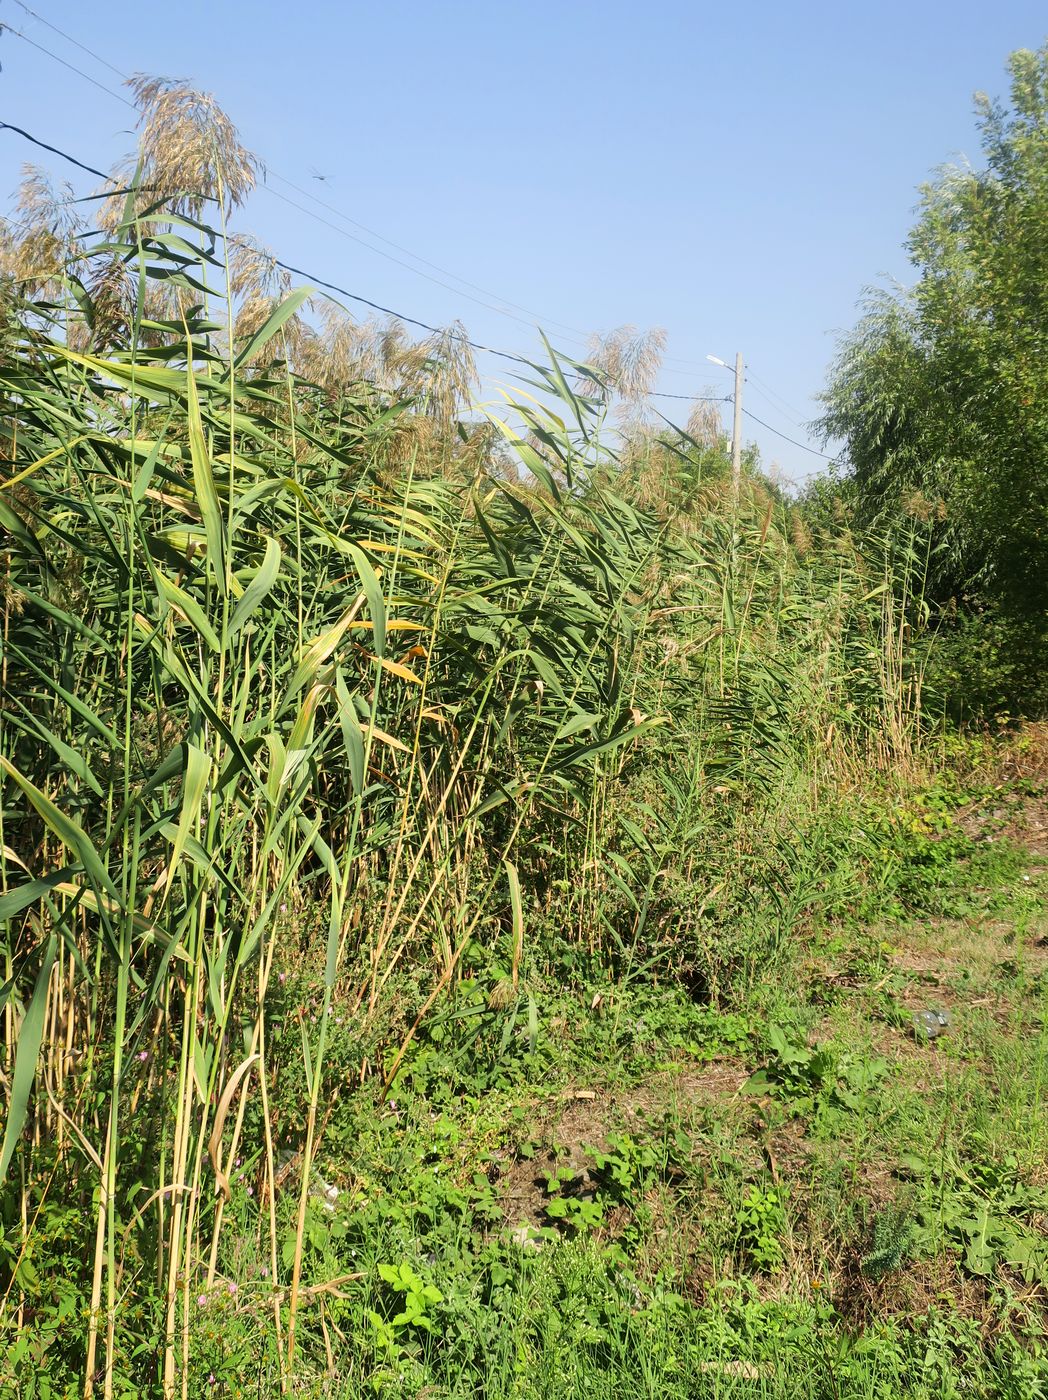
[268,169,734,380]
[226,241,730,402]
[0,22,134,108]
[0,4,748,382]
[268,172,735,383]
[0,121,533,367]
[254,174,740,382]
[8,0,127,79]
[0,121,110,181]
[6,0,830,411]
[0,0,837,444]
[0,13,594,352]
[5,0,636,350]
[745,378,806,429]
[2,9,606,348]
[266,175,727,384]
[745,368,809,426]
[0,119,732,409]
[0,119,527,366]
[237,244,533,367]
[741,407,838,461]
[4,3,819,405]
[259,182,562,338]
[653,390,731,403]
[266,171,597,346]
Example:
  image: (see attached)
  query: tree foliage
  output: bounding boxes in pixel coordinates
[819,43,1048,636]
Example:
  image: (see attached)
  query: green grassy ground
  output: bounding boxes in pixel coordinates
[119,754,1046,1400]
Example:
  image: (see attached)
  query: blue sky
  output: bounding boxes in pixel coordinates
[1,0,1046,481]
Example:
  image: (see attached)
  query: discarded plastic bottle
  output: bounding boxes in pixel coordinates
[913,1008,950,1041]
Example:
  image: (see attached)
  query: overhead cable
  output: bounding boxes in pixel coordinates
[1,7,756,378]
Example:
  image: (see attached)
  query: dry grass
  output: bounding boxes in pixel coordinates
[578,323,668,423]
[101,73,259,229]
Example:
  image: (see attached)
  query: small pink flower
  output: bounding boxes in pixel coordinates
[278,971,287,984]
[246,1186,254,1197]
[197,1294,207,1308]
[137,1051,149,1062]
[228,1282,238,1296]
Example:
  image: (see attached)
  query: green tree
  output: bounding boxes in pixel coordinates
[819,44,1048,658]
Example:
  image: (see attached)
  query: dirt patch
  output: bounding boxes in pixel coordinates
[961,792,1048,862]
[835,1250,992,1327]
[517,1062,749,1148]
[638,1061,751,1109]
[889,912,1048,1007]
[995,721,1048,788]
[863,1019,932,1073]
[497,1153,556,1231]
[759,1116,811,1185]
[495,1061,750,1230]
[958,724,1048,862]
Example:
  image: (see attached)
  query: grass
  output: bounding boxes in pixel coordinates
[143,792,1048,1398]
[1,79,1046,1399]
[8,750,1047,1397]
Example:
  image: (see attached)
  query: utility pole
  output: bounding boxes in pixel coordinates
[731,351,743,498]
[705,351,744,496]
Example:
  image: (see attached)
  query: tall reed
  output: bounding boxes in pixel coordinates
[0,114,925,1397]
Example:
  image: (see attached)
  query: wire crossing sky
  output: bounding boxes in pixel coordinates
[1,0,1045,481]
